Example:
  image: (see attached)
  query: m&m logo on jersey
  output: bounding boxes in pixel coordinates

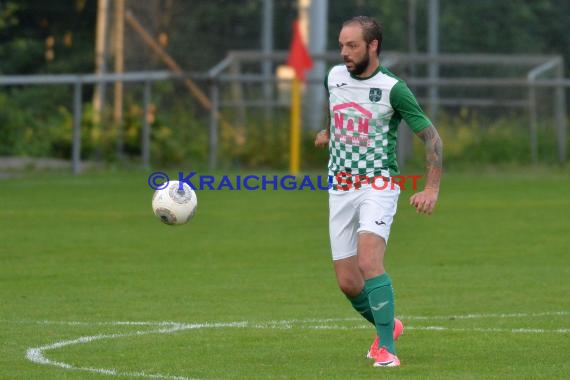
[332,102,372,135]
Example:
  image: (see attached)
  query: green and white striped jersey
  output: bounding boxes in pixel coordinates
[326,64,431,189]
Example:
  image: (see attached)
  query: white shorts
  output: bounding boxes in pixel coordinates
[328,184,400,261]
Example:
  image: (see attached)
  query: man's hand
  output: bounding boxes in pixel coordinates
[410,188,439,215]
[314,129,330,147]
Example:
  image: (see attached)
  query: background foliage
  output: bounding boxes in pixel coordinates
[0,0,569,168]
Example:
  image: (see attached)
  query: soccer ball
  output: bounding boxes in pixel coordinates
[151,181,198,225]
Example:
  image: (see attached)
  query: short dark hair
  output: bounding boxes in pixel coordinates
[342,16,383,56]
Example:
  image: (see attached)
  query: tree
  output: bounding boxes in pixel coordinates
[0,0,96,74]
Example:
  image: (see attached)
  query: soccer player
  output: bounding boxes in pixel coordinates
[314,16,443,367]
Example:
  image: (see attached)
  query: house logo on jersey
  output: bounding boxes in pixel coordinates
[369,88,382,102]
[332,102,373,146]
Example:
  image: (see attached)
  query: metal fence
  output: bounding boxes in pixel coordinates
[0,51,568,173]
[208,51,568,166]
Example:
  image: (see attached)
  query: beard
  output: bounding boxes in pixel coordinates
[346,50,370,76]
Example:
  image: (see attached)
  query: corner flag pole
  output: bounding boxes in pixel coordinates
[286,20,313,176]
[290,77,301,174]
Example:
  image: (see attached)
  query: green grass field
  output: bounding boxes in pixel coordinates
[1,168,569,379]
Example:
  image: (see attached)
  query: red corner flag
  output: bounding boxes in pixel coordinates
[286,20,313,81]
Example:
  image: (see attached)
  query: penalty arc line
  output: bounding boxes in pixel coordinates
[26,322,248,380]
[21,312,570,380]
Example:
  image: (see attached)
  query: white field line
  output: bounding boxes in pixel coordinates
[16,319,570,334]
[13,311,570,380]
[5,310,569,328]
[398,310,570,321]
[309,324,570,333]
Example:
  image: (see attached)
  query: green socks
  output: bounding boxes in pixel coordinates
[347,288,375,325]
[346,273,397,354]
[365,273,396,354]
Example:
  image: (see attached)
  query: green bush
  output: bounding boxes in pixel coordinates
[0,88,567,170]
[406,108,568,168]
[0,89,69,157]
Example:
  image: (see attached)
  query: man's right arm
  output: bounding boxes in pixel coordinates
[315,71,332,147]
[315,110,330,147]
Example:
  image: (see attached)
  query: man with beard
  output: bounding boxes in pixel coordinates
[314,16,443,368]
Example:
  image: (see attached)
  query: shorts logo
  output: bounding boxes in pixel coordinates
[369,88,382,102]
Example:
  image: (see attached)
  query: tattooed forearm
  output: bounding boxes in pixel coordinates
[419,125,443,168]
[417,125,443,190]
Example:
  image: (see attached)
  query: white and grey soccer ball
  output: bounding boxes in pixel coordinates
[152,181,198,225]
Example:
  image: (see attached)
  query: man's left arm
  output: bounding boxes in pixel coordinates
[390,82,443,215]
[410,125,443,214]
